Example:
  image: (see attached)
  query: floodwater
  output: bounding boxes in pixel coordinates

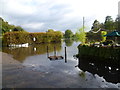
[2,40,120,88]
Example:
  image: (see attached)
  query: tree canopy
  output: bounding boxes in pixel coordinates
[104,16,115,31]
[64,29,73,39]
[75,27,86,43]
[91,20,101,31]
[0,17,26,35]
[87,16,119,42]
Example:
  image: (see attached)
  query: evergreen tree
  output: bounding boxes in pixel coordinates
[104,16,115,31]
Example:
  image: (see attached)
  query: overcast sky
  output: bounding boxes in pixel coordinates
[0,0,119,32]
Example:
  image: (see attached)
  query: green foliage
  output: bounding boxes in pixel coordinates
[118,16,120,31]
[74,27,86,44]
[114,16,120,31]
[64,29,73,39]
[91,20,101,31]
[47,29,54,32]
[78,45,120,62]
[13,26,25,31]
[104,16,115,31]
[64,39,74,47]
[101,31,107,42]
[2,43,62,62]
[3,31,30,45]
[0,17,25,35]
[47,29,63,39]
[86,32,102,42]
[87,16,119,42]
[3,31,62,45]
[55,31,63,38]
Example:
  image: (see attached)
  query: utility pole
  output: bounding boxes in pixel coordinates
[83,17,85,31]
[118,1,120,31]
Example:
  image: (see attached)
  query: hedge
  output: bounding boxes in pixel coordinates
[78,45,120,65]
[3,31,62,45]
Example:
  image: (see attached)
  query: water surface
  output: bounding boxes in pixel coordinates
[2,40,120,88]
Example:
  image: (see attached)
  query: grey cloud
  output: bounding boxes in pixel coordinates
[1,0,89,33]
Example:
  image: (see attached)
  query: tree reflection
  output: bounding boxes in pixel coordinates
[2,43,62,62]
[64,39,74,47]
[78,58,120,83]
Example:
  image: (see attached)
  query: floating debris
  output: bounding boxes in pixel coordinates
[116,68,119,71]
[108,67,111,70]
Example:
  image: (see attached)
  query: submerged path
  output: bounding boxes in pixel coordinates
[1,52,120,88]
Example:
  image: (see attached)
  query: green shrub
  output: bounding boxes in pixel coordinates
[3,31,62,45]
[78,45,120,61]
[3,31,31,45]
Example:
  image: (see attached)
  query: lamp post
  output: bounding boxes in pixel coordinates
[83,17,85,32]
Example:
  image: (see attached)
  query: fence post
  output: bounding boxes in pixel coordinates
[65,47,67,63]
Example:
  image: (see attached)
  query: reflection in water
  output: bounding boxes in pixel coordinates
[2,41,120,86]
[78,58,120,83]
[64,39,74,47]
[2,43,62,62]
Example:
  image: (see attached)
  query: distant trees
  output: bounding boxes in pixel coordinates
[47,29,63,39]
[64,29,73,39]
[101,31,107,42]
[64,28,86,44]
[91,16,118,32]
[104,16,115,31]
[74,27,86,43]
[47,29,54,32]
[114,16,120,31]
[118,16,120,31]
[0,17,25,35]
[13,26,25,31]
[87,15,119,42]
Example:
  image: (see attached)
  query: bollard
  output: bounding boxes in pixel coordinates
[65,47,67,63]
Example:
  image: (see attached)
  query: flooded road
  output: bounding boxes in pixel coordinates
[2,40,120,88]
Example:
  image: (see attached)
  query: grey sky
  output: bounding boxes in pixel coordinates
[0,0,119,33]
